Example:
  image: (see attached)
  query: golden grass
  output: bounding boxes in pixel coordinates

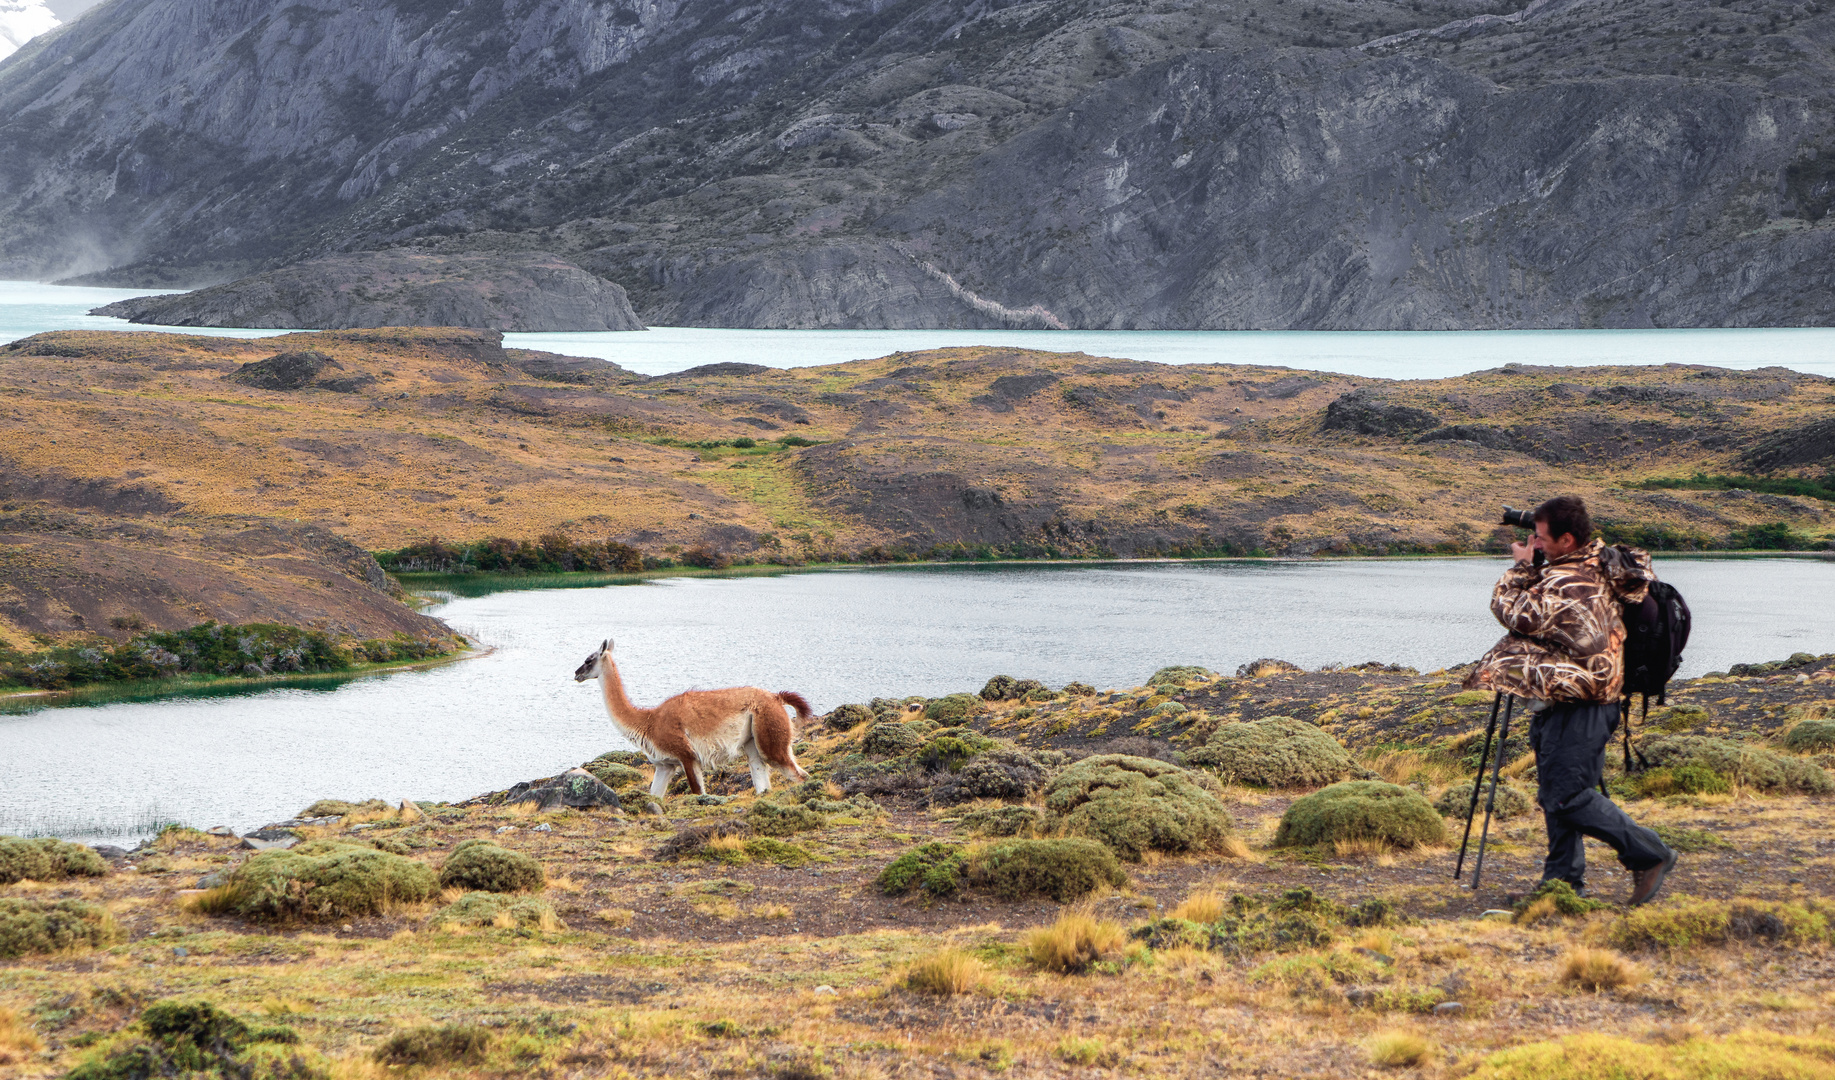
[1027,909,1126,974]
[0,1007,43,1066]
[903,948,988,996]
[753,903,793,920]
[1169,890,1225,924]
[1468,1031,1835,1079]
[1367,1030,1436,1068]
[1220,836,1256,860]
[1557,947,1642,992]
[1056,1036,1118,1066]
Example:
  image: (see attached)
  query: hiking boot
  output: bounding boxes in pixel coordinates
[1628,850,1679,907]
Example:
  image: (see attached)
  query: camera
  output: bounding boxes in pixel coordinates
[1500,506,1535,530]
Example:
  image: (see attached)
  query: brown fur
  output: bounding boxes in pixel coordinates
[574,639,809,796]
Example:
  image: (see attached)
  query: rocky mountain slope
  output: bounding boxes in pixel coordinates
[3,328,1832,611]
[1,0,1831,328]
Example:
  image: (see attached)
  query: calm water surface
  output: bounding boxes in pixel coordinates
[5,280,1833,379]
[3,558,1830,843]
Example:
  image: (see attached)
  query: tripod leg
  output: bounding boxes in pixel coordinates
[1470,695,1515,891]
[1454,693,1503,881]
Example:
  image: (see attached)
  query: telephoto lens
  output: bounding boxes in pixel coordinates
[1501,506,1535,529]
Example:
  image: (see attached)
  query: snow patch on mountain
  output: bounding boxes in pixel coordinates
[0,0,59,62]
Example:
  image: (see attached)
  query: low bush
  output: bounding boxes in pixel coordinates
[1186,716,1354,788]
[878,842,968,898]
[924,693,985,722]
[932,747,1048,804]
[904,948,987,995]
[748,801,826,836]
[1042,754,1234,860]
[1027,910,1126,973]
[1631,764,1731,798]
[65,1000,305,1080]
[825,703,874,730]
[1275,781,1447,849]
[966,838,1127,902]
[1433,781,1533,820]
[432,892,563,931]
[1607,897,1834,951]
[0,835,108,883]
[438,840,543,892]
[190,845,438,922]
[1783,718,1835,753]
[0,897,119,958]
[1468,1032,1835,1080]
[1148,665,1217,687]
[1513,880,1610,925]
[861,720,930,758]
[1638,735,1832,794]
[980,675,1046,701]
[374,1024,491,1066]
[957,805,1045,837]
[1556,947,1642,991]
[913,727,1000,772]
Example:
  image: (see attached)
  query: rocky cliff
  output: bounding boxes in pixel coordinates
[1,0,1831,328]
[89,252,644,331]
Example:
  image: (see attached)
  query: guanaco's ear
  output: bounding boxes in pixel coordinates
[602,637,613,653]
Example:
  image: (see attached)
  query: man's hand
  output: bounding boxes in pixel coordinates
[1510,540,1534,565]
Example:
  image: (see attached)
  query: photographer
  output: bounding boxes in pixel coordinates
[1465,495,1678,905]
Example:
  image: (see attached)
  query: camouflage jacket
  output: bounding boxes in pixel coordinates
[1463,539,1657,702]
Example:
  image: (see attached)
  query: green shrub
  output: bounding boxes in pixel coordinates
[299,799,388,818]
[1042,754,1234,860]
[825,703,874,730]
[1632,764,1732,798]
[913,727,999,771]
[0,897,119,958]
[438,840,543,892]
[924,693,986,722]
[0,835,109,883]
[1638,735,1832,793]
[748,801,827,836]
[1608,897,1834,951]
[1186,717,1354,788]
[432,892,563,930]
[933,747,1048,804]
[1432,780,1533,820]
[1783,718,1835,753]
[1148,665,1217,687]
[1274,781,1448,848]
[861,720,928,757]
[66,1000,304,1080]
[958,805,1045,837]
[197,845,439,922]
[878,842,967,898]
[965,838,1127,902]
[980,675,1046,701]
[374,1024,491,1066]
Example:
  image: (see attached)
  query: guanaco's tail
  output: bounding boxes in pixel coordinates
[777,691,813,719]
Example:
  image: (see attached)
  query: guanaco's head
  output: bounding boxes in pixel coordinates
[573,638,613,682]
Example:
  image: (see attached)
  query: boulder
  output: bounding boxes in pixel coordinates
[507,768,623,811]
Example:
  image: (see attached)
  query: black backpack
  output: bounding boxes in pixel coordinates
[1617,579,1692,772]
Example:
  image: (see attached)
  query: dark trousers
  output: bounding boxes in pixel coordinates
[1529,700,1671,886]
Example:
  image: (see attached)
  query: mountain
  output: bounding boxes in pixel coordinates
[0,0,56,61]
[1,0,1832,328]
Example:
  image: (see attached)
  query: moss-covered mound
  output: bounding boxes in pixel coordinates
[200,844,439,921]
[1042,754,1234,860]
[957,805,1045,837]
[0,835,108,884]
[1185,716,1354,788]
[1433,781,1534,820]
[1639,735,1834,794]
[923,693,986,722]
[878,842,968,898]
[0,897,119,958]
[1274,781,1448,848]
[66,1000,304,1080]
[748,801,827,836]
[1148,665,1217,687]
[433,891,563,930]
[1783,718,1835,753]
[439,840,544,892]
[965,838,1127,902]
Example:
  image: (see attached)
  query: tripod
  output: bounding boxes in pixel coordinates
[1454,692,1515,890]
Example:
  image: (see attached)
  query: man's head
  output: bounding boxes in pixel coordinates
[1532,495,1591,559]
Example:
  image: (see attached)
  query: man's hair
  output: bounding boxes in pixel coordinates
[1533,495,1592,545]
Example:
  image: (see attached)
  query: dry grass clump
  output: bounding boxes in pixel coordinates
[373,1024,491,1066]
[1027,909,1126,974]
[1557,947,1642,991]
[0,1006,44,1065]
[1169,890,1226,924]
[438,840,544,892]
[1467,1031,1835,1079]
[903,948,988,995]
[1367,1030,1437,1068]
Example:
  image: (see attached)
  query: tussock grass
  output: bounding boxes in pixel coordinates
[903,948,988,995]
[1557,947,1642,991]
[1056,1035,1118,1066]
[0,1006,44,1066]
[1027,909,1125,974]
[1607,897,1834,951]
[1468,1031,1835,1079]
[594,907,635,928]
[373,1024,491,1066]
[1169,890,1225,924]
[1367,1030,1436,1068]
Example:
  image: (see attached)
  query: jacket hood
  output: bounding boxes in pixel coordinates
[1592,538,1656,604]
